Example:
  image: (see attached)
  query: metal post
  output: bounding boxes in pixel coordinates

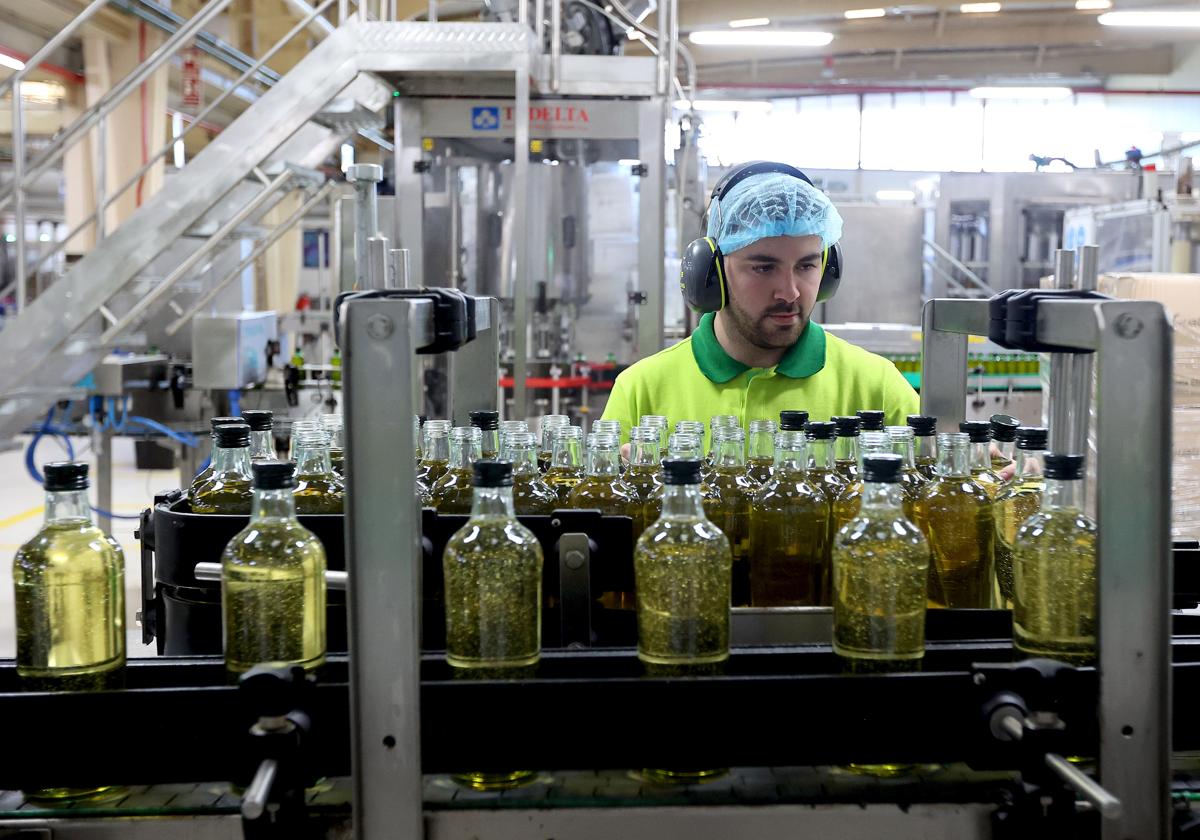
[918,298,986,430]
[388,248,410,289]
[12,79,26,314]
[95,115,108,242]
[450,297,499,425]
[348,163,383,291]
[96,426,114,536]
[550,0,562,92]
[1073,244,1099,469]
[635,98,667,359]
[1047,250,1075,454]
[392,98,425,284]
[365,236,389,290]
[343,296,433,840]
[512,59,530,420]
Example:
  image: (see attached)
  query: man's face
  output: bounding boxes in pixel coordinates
[722,234,824,351]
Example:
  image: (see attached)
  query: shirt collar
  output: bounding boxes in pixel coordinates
[691,312,826,384]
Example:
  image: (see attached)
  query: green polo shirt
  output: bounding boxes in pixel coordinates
[601,313,919,437]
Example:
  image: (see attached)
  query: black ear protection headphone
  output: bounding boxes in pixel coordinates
[679,161,843,314]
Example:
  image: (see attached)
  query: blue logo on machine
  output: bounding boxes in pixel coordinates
[471,106,501,131]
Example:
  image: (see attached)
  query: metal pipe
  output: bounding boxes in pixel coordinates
[654,0,667,95]
[550,0,562,92]
[194,561,348,590]
[1045,753,1123,820]
[95,115,108,242]
[339,0,348,22]
[283,0,336,35]
[241,758,278,820]
[520,0,529,27]
[12,80,25,314]
[512,61,530,419]
[0,0,111,100]
[1071,244,1099,466]
[365,236,389,290]
[347,164,384,290]
[428,0,438,21]
[389,248,411,289]
[165,181,335,336]
[666,0,678,105]
[100,170,294,343]
[1047,249,1075,454]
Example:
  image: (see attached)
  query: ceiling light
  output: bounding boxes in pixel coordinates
[1098,10,1200,26]
[969,86,1073,100]
[1074,0,1111,9]
[625,28,645,39]
[729,17,770,28]
[673,99,775,112]
[960,2,1002,12]
[0,53,26,72]
[845,7,887,18]
[687,30,834,47]
[876,189,916,201]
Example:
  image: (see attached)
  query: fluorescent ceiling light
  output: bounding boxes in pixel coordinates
[673,99,774,112]
[729,17,770,27]
[1074,0,1111,9]
[969,85,1073,100]
[844,7,887,18]
[1098,10,1200,26]
[625,28,645,39]
[960,2,1002,12]
[876,189,916,201]
[0,53,26,72]
[688,30,834,47]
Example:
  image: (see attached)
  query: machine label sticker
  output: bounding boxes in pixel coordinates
[471,106,501,131]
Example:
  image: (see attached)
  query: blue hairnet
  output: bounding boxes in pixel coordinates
[707,171,844,255]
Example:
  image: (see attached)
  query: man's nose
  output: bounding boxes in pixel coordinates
[776,272,803,302]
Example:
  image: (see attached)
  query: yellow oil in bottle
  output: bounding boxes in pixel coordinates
[569,433,640,608]
[832,416,862,480]
[832,432,892,530]
[907,415,938,481]
[191,423,255,514]
[417,420,452,488]
[321,414,345,476]
[291,428,345,515]
[706,427,759,607]
[745,419,777,485]
[503,432,558,515]
[993,428,1046,609]
[961,420,1005,500]
[543,425,584,504]
[432,426,483,514]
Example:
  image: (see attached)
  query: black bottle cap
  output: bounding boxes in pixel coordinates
[959,420,992,443]
[241,410,274,431]
[989,414,1020,442]
[214,423,251,448]
[907,414,937,435]
[832,416,862,436]
[805,420,836,440]
[862,454,903,483]
[1044,453,1085,480]
[1016,426,1049,450]
[469,410,501,431]
[663,458,702,485]
[44,461,89,491]
[856,410,885,431]
[210,416,242,432]
[473,459,513,487]
[252,460,297,490]
[779,410,809,431]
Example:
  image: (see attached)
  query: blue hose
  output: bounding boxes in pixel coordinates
[124,415,199,448]
[228,389,241,419]
[24,405,76,485]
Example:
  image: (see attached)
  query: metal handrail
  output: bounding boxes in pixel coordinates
[23,0,339,282]
[922,236,995,295]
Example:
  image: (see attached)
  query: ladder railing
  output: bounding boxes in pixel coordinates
[923,236,996,298]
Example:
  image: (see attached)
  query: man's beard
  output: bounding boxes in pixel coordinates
[725,299,808,351]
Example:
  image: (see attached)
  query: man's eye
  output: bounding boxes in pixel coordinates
[752,264,773,274]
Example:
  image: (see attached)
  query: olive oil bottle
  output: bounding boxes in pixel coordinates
[885,425,926,516]
[222,461,327,676]
[676,420,707,460]
[543,425,584,503]
[498,419,529,454]
[907,415,938,481]
[832,431,892,529]
[745,419,777,485]
[432,426,484,513]
[706,426,760,607]
[707,414,740,467]
[501,431,558,515]
[855,409,885,432]
[960,420,1005,499]
[912,433,995,609]
[413,415,423,464]
[748,430,832,606]
[443,460,543,791]
[643,432,718,524]
[989,414,1020,473]
[242,410,276,461]
[625,426,664,513]
[538,414,571,472]
[417,420,452,493]
[832,415,863,479]
[566,432,640,517]
[833,454,929,673]
[469,410,501,460]
[639,415,669,458]
[14,462,126,800]
[192,416,243,486]
[994,427,1048,609]
[191,423,255,514]
[803,420,848,505]
[292,426,345,514]
[321,413,345,476]
[593,419,622,438]
[1012,453,1095,665]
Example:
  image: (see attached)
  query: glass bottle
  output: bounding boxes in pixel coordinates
[191,423,254,514]
[413,415,423,464]
[707,414,740,464]
[994,426,1048,610]
[885,425,926,515]
[566,432,639,517]
[706,426,759,607]
[748,430,832,606]
[13,462,125,800]
[912,433,995,609]
[832,431,892,529]
[418,420,452,490]
[833,454,929,673]
[960,420,1005,499]
[321,414,345,476]
[625,426,664,513]
[779,410,809,434]
[1012,454,1096,665]
[192,416,243,486]
[498,419,529,454]
[538,414,571,472]
[543,425,584,503]
[989,414,1020,473]
[292,426,345,514]
[242,410,276,462]
[643,432,717,523]
[469,410,501,460]
[639,415,669,458]
[803,420,849,506]
[443,460,543,792]
[745,419,777,485]
[222,461,327,676]
[832,415,863,479]
[502,431,558,515]
[855,409,885,433]
[907,415,938,481]
[675,420,707,464]
[432,427,484,514]
[593,419,622,438]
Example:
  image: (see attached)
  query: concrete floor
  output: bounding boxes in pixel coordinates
[0,435,177,659]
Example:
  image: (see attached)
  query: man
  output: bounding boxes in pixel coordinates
[602,163,919,435]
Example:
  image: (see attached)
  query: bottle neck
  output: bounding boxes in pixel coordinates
[1017,449,1047,482]
[996,439,1016,462]
[552,438,582,468]
[1043,477,1084,510]
[471,485,516,517]
[509,446,541,477]
[449,437,480,470]
[251,430,274,459]
[661,483,707,518]
[774,446,807,473]
[714,440,746,469]
[294,442,333,476]
[835,435,859,462]
[213,443,252,475]
[967,440,992,471]
[252,487,298,521]
[478,428,499,456]
[630,438,660,467]
[748,431,775,461]
[914,433,937,462]
[808,438,836,471]
[938,445,970,477]
[45,488,92,524]
[422,434,449,464]
[893,439,916,469]
[860,480,904,512]
[587,447,621,477]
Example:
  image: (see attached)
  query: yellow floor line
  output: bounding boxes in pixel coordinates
[0,505,42,530]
